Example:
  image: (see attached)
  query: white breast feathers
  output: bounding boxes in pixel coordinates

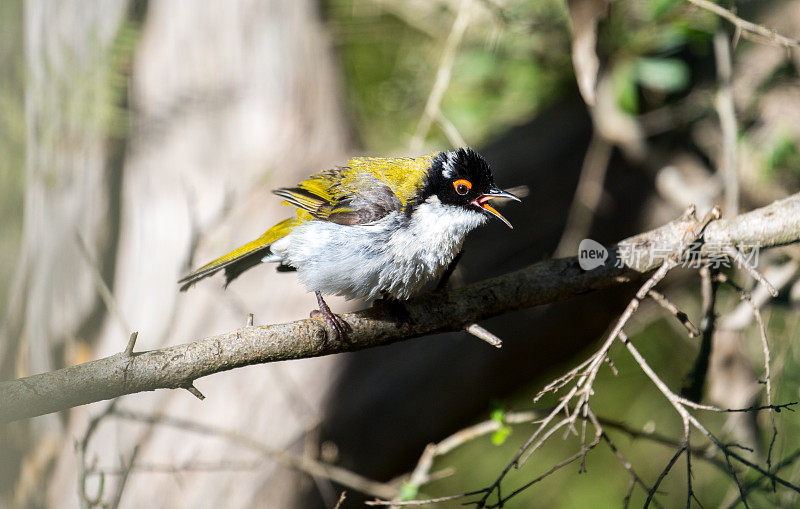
[269,196,487,300]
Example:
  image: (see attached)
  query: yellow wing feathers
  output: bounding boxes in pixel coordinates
[332,155,436,206]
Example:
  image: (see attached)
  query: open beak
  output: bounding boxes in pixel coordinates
[470,186,521,229]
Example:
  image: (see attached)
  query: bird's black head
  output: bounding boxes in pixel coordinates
[419,148,520,227]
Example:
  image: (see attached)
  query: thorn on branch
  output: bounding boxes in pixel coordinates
[123,332,138,357]
[184,383,205,401]
[691,205,721,239]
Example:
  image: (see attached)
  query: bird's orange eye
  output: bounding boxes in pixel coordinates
[453,179,472,195]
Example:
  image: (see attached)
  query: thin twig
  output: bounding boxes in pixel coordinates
[596,411,660,508]
[334,491,347,509]
[715,272,779,472]
[410,0,472,151]
[108,444,139,509]
[384,411,538,507]
[681,265,718,401]
[112,408,397,500]
[645,444,686,508]
[724,246,778,297]
[77,400,120,508]
[366,491,486,507]
[489,435,602,508]
[554,133,613,256]
[686,0,800,50]
[435,110,468,148]
[464,323,503,348]
[75,232,132,340]
[714,30,739,217]
[647,289,700,337]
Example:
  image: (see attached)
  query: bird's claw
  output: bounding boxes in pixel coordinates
[312,291,350,342]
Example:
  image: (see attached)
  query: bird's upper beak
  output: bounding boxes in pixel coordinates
[470,186,521,228]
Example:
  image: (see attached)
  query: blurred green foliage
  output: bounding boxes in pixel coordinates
[325,0,722,151]
[324,0,573,152]
[764,131,800,182]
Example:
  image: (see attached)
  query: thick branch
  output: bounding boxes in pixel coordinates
[2,193,800,423]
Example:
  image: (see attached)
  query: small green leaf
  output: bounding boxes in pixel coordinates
[491,425,512,446]
[490,407,505,423]
[635,57,690,93]
[399,483,419,501]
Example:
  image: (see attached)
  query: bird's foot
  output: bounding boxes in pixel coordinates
[311,291,349,342]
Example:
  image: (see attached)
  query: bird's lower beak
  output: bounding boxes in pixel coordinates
[471,187,521,228]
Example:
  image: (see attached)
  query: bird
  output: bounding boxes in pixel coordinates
[178,147,520,340]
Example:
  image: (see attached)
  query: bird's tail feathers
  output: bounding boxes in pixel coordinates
[178,217,295,291]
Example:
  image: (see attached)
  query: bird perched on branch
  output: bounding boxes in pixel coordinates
[179,148,519,340]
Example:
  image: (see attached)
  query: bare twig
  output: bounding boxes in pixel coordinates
[644,444,685,508]
[599,428,658,508]
[620,332,800,503]
[473,207,718,507]
[367,491,486,507]
[714,30,739,217]
[460,203,796,507]
[687,0,800,50]
[77,400,119,508]
[489,434,602,508]
[334,491,347,509]
[554,133,613,256]
[647,289,700,337]
[464,323,503,348]
[681,265,718,401]
[410,0,472,151]
[730,448,800,507]
[724,246,779,296]
[75,232,132,340]
[108,444,139,509]
[112,408,397,500]
[382,410,538,507]
[715,272,779,470]
[434,110,468,149]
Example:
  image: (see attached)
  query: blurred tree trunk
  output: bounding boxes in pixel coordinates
[1,1,129,505]
[5,0,350,507]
